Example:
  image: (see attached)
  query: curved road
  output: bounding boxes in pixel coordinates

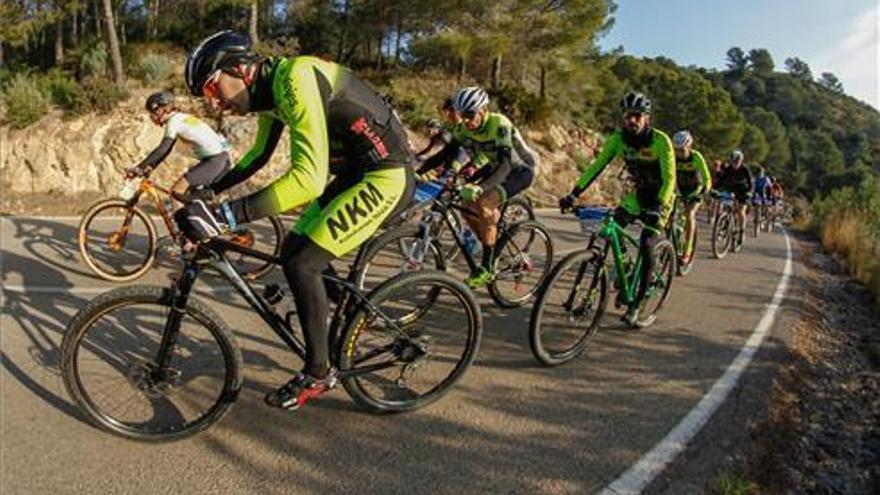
[0,212,797,494]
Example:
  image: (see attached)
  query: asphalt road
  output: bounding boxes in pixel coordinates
[0,211,794,495]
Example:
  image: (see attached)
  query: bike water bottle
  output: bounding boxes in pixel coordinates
[462,228,481,256]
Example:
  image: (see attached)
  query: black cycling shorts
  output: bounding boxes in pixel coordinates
[501,165,534,199]
[732,187,750,203]
[185,152,232,187]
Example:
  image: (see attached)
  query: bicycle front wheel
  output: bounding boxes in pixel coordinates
[338,270,482,413]
[78,199,158,282]
[60,286,242,441]
[224,215,284,280]
[529,248,608,366]
[501,195,535,225]
[712,210,732,259]
[489,220,554,308]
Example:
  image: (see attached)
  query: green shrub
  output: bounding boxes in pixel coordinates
[134,52,173,85]
[79,44,108,78]
[39,69,81,110]
[1,73,49,129]
[491,84,554,125]
[70,77,129,115]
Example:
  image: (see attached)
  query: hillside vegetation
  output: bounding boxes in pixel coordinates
[2,1,879,291]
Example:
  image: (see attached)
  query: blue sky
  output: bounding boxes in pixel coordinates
[598,0,878,108]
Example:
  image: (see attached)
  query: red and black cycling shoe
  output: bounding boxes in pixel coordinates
[264,369,338,411]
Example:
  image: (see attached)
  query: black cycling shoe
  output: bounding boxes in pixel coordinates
[264,369,338,410]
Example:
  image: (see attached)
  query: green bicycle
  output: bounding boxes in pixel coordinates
[529,206,676,366]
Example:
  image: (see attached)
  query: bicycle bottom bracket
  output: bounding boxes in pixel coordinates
[263,284,285,305]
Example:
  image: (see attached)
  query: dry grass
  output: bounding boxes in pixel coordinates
[819,209,880,302]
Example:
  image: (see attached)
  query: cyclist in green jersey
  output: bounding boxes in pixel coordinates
[559,91,676,326]
[672,130,712,266]
[175,31,415,410]
[417,86,537,287]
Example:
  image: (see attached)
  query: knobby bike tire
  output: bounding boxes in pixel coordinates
[60,286,242,442]
[337,270,482,413]
[488,219,554,308]
[78,198,158,282]
[529,248,608,366]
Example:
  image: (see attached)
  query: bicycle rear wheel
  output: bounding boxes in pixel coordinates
[60,286,242,441]
[78,199,158,282]
[636,238,676,327]
[488,220,554,308]
[338,270,482,413]
[501,195,535,225]
[529,248,607,366]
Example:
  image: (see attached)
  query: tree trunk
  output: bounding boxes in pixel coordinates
[249,1,259,43]
[457,55,466,83]
[491,55,502,89]
[55,9,65,65]
[375,31,384,69]
[100,0,124,85]
[539,65,547,99]
[337,0,349,61]
[0,42,4,68]
[119,0,128,46]
[93,0,102,37]
[147,0,158,39]
[71,4,79,46]
[394,10,402,66]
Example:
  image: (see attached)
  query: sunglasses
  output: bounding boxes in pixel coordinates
[201,70,223,101]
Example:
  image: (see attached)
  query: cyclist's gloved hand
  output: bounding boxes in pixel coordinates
[174,200,234,243]
[461,184,483,202]
[126,164,151,178]
[459,164,477,179]
[558,193,577,213]
[709,189,721,199]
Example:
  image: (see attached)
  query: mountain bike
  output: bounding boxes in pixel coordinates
[61,228,483,442]
[751,196,771,237]
[666,197,697,276]
[78,176,283,282]
[711,191,739,259]
[528,206,676,366]
[353,178,553,308]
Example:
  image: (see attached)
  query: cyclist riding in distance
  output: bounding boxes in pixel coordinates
[672,130,712,266]
[559,91,676,326]
[715,150,753,245]
[127,91,232,206]
[417,86,538,288]
[413,97,458,161]
[175,30,415,411]
[753,165,773,201]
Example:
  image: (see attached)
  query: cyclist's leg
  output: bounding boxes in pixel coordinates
[173,152,233,210]
[489,165,534,258]
[280,168,412,377]
[684,197,700,257]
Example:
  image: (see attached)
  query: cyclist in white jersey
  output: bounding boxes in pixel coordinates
[127,91,232,205]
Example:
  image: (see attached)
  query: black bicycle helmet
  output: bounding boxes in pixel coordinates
[185,30,257,97]
[620,91,652,113]
[145,91,174,112]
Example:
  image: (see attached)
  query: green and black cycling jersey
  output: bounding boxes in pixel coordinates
[214,56,411,224]
[575,128,676,210]
[675,149,712,197]
[418,112,536,189]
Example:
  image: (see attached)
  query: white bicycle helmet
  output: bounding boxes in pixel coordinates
[673,130,693,149]
[453,86,489,115]
[731,149,744,162]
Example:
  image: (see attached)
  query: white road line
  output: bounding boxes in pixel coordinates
[598,230,793,495]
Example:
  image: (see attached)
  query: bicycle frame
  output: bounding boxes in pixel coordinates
[132,179,178,239]
[593,214,645,307]
[153,238,409,381]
